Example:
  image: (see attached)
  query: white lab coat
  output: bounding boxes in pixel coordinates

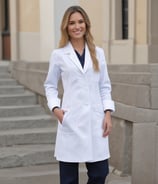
[44,42,115,162]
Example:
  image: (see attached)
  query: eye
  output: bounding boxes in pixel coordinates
[79,19,85,24]
[69,21,75,25]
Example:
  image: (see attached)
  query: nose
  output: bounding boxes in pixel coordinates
[74,23,80,29]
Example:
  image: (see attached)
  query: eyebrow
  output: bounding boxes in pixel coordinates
[69,19,84,22]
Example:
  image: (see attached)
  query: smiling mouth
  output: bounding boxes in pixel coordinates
[73,30,83,34]
[74,32,81,34]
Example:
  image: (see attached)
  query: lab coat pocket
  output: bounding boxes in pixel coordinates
[61,110,68,125]
[93,104,104,132]
[60,109,75,133]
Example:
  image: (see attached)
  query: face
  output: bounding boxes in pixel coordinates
[67,12,86,41]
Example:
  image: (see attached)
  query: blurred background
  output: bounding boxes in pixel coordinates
[0,1,158,184]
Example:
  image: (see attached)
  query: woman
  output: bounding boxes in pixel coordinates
[44,5,115,184]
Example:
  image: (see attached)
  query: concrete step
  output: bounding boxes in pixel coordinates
[0,62,9,73]
[0,164,60,184]
[0,85,25,95]
[0,105,46,117]
[0,127,57,146]
[0,164,88,184]
[0,144,56,169]
[0,92,37,106]
[0,73,12,79]
[0,79,18,85]
[0,164,131,184]
[0,115,56,130]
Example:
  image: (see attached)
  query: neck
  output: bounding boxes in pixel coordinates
[70,38,85,53]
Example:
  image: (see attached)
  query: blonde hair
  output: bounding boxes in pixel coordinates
[59,6,99,72]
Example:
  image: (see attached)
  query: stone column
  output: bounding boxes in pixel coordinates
[102,0,112,63]
[9,0,19,61]
[0,0,3,60]
[135,0,148,64]
[39,0,55,61]
[148,0,158,63]
[131,64,158,184]
[132,122,157,184]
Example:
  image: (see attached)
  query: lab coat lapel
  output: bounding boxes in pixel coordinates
[64,42,84,73]
[83,44,92,73]
[64,42,92,73]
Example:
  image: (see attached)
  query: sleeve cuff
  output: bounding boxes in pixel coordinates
[103,100,115,112]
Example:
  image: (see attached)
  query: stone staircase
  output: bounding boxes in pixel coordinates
[0,62,62,183]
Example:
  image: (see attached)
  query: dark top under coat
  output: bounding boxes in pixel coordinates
[75,48,85,68]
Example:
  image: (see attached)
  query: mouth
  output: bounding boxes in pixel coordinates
[73,30,83,34]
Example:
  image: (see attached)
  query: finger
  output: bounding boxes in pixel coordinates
[102,118,107,129]
[103,124,112,137]
[60,109,67,123]
[103,129,109,137]
[62,109,68,115]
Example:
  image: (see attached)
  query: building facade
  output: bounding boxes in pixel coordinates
[1,0,158,64]
[0,0,158,184]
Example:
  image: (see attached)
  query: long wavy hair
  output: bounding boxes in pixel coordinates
[59,6,99,72]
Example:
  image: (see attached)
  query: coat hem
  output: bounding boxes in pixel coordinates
[54,155,110,163]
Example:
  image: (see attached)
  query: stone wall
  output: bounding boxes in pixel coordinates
[109,64,158,184]
[10,61,158,184]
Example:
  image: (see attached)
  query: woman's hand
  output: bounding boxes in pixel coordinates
[102,111,112,137]
[53,108,65,124]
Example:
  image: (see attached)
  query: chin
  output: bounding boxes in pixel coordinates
[72,35,84,39]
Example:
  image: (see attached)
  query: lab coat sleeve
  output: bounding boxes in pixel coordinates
[44,51,61,111]
[99,49,115,112]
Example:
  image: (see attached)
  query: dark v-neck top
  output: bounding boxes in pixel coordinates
[75,48,85,68]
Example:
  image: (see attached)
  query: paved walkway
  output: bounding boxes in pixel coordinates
[107,173,131,184]
[107,166,131,184]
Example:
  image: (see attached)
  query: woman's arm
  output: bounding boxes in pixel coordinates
[99,48,115,112]
[44,51,61,111]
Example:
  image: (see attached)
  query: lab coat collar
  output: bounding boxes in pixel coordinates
[63,42,92,73]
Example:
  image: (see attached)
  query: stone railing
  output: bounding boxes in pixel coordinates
[109,64,158,184]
